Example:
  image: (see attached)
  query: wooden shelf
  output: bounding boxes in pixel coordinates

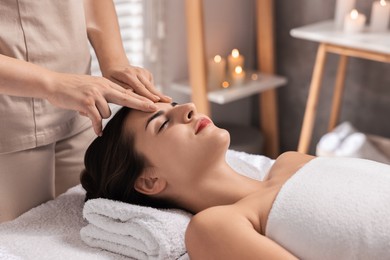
[171,72,286,105]
[185,0,280,157]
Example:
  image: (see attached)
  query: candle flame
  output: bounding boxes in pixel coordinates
[235,66,243,74]
[222,81,230,88]
[380,0,387,6]
[214,55,222,63]
[251,73,258,80]
[350,9,359,19]
[232,49,239,58]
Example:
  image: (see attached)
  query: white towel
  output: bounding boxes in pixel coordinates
[316,121,357,156]
[266,157,390,259]
[316,122,390,164]
[81,199,192,260]
[80,150,274,259]
[335,132,390,164]
[226,149,274,181]
[0,185,126,260]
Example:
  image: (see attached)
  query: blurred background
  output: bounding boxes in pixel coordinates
[94,0,390,157]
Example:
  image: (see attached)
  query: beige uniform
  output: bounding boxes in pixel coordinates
[0,0,95,221]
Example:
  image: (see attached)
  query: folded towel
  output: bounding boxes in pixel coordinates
[266,157,390,259]
[316,121,357,156]
[81,199,192,260]
[316,122,390,164]
[335,132,390,164]
[81,149,274,259]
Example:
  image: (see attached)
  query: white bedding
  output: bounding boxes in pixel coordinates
[0,185,127,260]
[0,150,273,259]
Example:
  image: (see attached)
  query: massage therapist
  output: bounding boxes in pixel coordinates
[0,0,170,222]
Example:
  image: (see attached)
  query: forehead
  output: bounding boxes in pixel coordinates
[124,102,173,131]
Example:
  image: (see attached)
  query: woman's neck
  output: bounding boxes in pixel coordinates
[176,162,264,214]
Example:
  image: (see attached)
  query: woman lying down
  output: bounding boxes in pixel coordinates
[81,102,390,259]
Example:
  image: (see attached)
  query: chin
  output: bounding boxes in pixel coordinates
[206,127,230,156]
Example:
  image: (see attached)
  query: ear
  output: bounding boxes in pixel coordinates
[134,174,166,195]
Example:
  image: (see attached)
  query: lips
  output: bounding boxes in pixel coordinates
[195,118,212,134]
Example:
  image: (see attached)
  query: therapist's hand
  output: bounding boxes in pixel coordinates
[46,72,160,136]
[103,65,172,103]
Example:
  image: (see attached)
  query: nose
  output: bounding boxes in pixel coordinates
[173,102,196,123]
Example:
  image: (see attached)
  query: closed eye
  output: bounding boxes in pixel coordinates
[158,119,169,133]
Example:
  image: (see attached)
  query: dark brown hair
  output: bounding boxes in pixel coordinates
[80,106,175,209]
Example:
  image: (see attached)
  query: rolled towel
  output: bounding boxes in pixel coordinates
[80,199,192,260]
[335,132,390,164]
[316,121,357,156]
[331,121,357,139]
[316,132,341,156]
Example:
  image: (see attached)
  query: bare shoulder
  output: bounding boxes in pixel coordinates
[264,151,315,181]
[185,204,298,259]
[276,151,316,162]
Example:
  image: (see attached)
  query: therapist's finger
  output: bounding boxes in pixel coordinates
[95,95,112,119]
[103,77,131,95]
[113,73,160,102]
[109,77,134,92]
[85,105,103,136]
[108,80,157,103]
[137,74,172,103]
[105,84,158,112]
[105,78,157,105]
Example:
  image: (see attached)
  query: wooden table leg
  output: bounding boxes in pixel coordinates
[185,0,210,116]
[328,55,348,131]
[256,0,279,158]
[297,43,328,154]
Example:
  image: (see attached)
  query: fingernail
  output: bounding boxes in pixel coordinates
[154,95,161,101]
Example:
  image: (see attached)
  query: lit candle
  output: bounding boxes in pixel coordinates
[334,0,356,29]
[227,49,245,76]
[207,55,226,91]
[222,81,230,89]
[344,9,366,33]
[370,0,390,32]
[251,73,259,81]
[232,66,246,85]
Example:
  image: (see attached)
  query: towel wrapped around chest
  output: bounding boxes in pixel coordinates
[266,157,390,260]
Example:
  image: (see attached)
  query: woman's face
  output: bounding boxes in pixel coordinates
[124,102,230,186]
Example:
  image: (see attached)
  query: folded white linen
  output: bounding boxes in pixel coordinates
[80,149,274,259]
[316,121,357,156]
[335,132,390,164]
[81,199,192,260]
[0,185,127,260]
[316,121,390,164]
[266,157,390,259]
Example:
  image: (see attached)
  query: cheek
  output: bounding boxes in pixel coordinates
[136,132,187,168]
[164,127,230,166]
[138,127,230,170]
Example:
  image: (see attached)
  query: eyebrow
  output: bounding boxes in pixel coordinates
[145,102,178,130]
